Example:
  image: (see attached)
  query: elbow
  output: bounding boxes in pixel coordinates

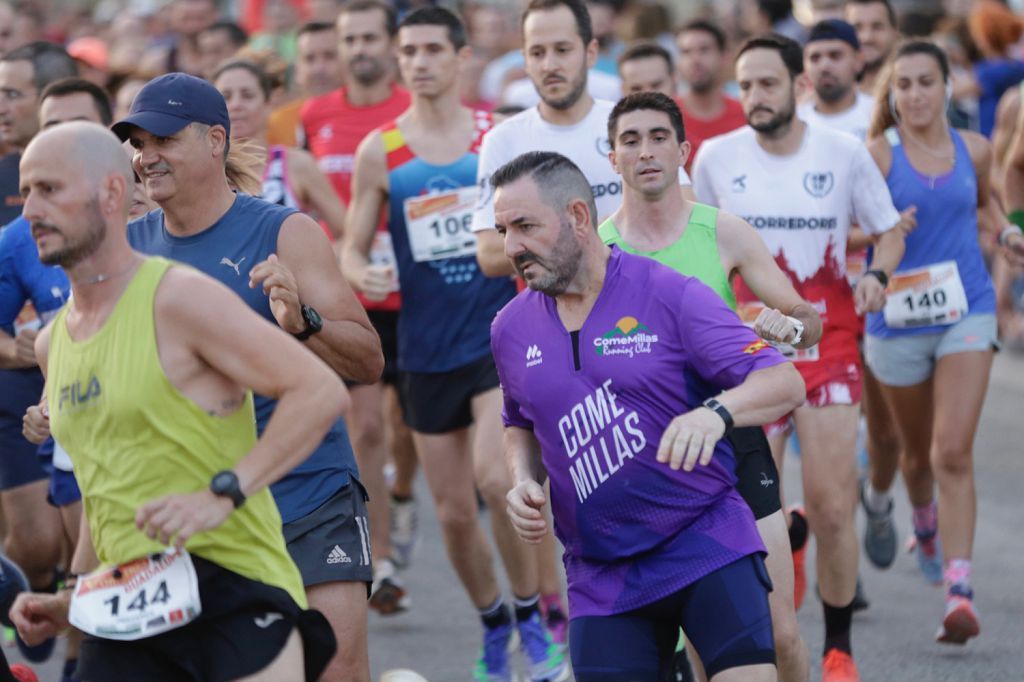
[333,379,352,420]
[361,348,385,385]
[781,365,806,412]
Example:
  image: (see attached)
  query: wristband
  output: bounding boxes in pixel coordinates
[701,398,734,436]
[1008,210,1024,230]
[999,225,1022,247]
[865,269,889,288]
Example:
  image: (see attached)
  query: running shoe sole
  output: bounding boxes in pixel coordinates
[369,580,409,616]
[936,604,980,645]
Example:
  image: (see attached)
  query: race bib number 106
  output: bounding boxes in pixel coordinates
[403,186,478,263]
[69,548,201,641]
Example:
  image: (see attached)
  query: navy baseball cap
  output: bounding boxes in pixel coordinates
[806,19,860,51]
[111,72,230,141]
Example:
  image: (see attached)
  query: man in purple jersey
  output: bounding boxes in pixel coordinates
[489,150,806,682]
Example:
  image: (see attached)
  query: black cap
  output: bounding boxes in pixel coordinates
[806,19,860,51]
[111,72,230,141]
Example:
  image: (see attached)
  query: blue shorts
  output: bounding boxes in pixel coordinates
[0,369,48,491]
[569,554,775,681]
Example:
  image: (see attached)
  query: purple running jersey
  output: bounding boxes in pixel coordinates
[492,248,788,617]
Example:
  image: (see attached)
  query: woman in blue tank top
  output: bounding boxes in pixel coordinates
[213,60,347,242]
[862,41,1002,646]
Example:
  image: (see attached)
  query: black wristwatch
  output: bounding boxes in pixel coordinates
[865,269,889,288]
[702,398,734,436]
[210,470,246,508]
[293,304,323,341]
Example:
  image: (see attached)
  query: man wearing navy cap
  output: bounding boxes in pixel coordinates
[114,72,384,682]
[797,19,875,140]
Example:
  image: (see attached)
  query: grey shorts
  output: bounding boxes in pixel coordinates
[865,314,998,387]
[283,480,374,590]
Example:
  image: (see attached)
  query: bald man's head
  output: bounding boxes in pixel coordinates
[21,122,133,268]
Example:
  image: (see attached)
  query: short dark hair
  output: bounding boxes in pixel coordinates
[39,77,113,125]
[675,18,727,52]
[297,20,336,39]
[211,59,272,101]
[736,33,803,78]
[1,41,78,92]
[339,0,398,38]
[894,40,950,82]
[399,6,467,51]
[846,0,897,28]
[521,0,593,47]
[202,20,248,47]
[617,40,673,73]
[607,91,685,148]
[758,0,793,25]
[491,150,598,229]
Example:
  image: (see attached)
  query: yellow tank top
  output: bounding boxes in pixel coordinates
[48,258,305,607]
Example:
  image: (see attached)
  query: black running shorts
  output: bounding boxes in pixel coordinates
[398,354,500,434]
[730,426,782,520]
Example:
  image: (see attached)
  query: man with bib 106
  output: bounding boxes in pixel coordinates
[9,121,343,682]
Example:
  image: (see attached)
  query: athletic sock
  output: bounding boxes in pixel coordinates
[540,592,564,616]
[479,596,512,630]
[513,593,541,623]
[864,483,893,514]
[944,558,972,598]
[62,658,79,681]
[912,501,938,538]
[788,508,809,552]
[822,599,854,656]
[390,492,413,504]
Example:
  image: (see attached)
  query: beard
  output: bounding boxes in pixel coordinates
[514,219,581,297]
[538,62,588,111]
[815,78,851,104]
[348,56,386,86]
[34,199,107,268]
[747,101,796,136]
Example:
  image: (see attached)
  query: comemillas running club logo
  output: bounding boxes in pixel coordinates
[593,316,659,357]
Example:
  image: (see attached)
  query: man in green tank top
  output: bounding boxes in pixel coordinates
[599,92,822,682]
[10,122,343,681]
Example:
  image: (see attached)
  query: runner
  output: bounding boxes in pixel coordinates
[0,41,78,667]
[342,9,565,681]
[844,0,900,96]
[617,40,677,98]
[798,20,875,140]
[600,90,817,682]
[10,121,340,681]
[491,149,806,682]
[473,0,691,278]
[267,21,341,148]
[674,19,747,173]
[302,0,420,605]
[114,72,383,682]
[863,40,1024,644]
[692,34,913,682]
[212,59,346,240]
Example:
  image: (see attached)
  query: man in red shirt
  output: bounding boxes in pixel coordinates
[301,0,417,617]
[676,19,747,171]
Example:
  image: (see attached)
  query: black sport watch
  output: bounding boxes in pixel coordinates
[865,269,889,288]
[701,398,735,436]
[210,470,246,508]
[293,304,323,341]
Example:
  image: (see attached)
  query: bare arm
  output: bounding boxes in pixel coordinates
[503,425,550,543]
[1004,96,1024,213]
[0,328,37,369]
[289,148,347,241]
[476,228,516,277]
[340,133,398,300]
[991,87,1021,193]
[718,212,822,348]
[259,212,384,384]
[505,425,546,486]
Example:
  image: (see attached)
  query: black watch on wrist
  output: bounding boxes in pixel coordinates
[293,304,323,341]
[865,269,889,288]
[210,470,246,508]
[702,398,735,436]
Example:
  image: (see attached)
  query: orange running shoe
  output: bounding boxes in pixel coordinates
[10,664,38,682]
[821,648,860,682]
[936,594,980,645]
[789,505,808,611]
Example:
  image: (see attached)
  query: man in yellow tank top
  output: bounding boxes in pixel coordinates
[600,92,822,682]
[9,121,346,681]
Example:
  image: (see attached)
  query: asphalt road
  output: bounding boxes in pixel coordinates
[11,352,1024,682]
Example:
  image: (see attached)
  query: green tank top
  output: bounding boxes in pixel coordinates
[48,258,306,607]
[598,202,737,310]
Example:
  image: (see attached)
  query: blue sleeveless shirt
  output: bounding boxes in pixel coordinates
[866,129,996,338]
[128,194,358,523]
[381,114,516,373]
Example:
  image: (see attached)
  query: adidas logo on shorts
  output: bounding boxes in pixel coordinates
[327,545,352,564]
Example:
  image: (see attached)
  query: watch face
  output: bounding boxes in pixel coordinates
[304,305,323,330]
[212,472,235,492]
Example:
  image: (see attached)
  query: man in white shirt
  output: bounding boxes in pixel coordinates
[798,19,875,140]
[692,33,912,682]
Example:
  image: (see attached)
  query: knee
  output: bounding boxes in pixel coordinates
[804,495,852,540]
[435,497,479,535]
[931,443,972,479]
[4,530,59,570]
[772,614,804,662]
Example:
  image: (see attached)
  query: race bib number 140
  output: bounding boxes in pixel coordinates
[883,261,968,329]
[69,548,201,641]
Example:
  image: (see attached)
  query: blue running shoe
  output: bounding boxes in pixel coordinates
[912,530,944,586]
[517,611,570,682]
[473,622,514,682]
[0,555,28,628]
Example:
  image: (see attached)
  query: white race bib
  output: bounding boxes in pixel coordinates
[403,187,477,263]
[69,549,201,641]
[737,301,820,362]
[883,261,968,329]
